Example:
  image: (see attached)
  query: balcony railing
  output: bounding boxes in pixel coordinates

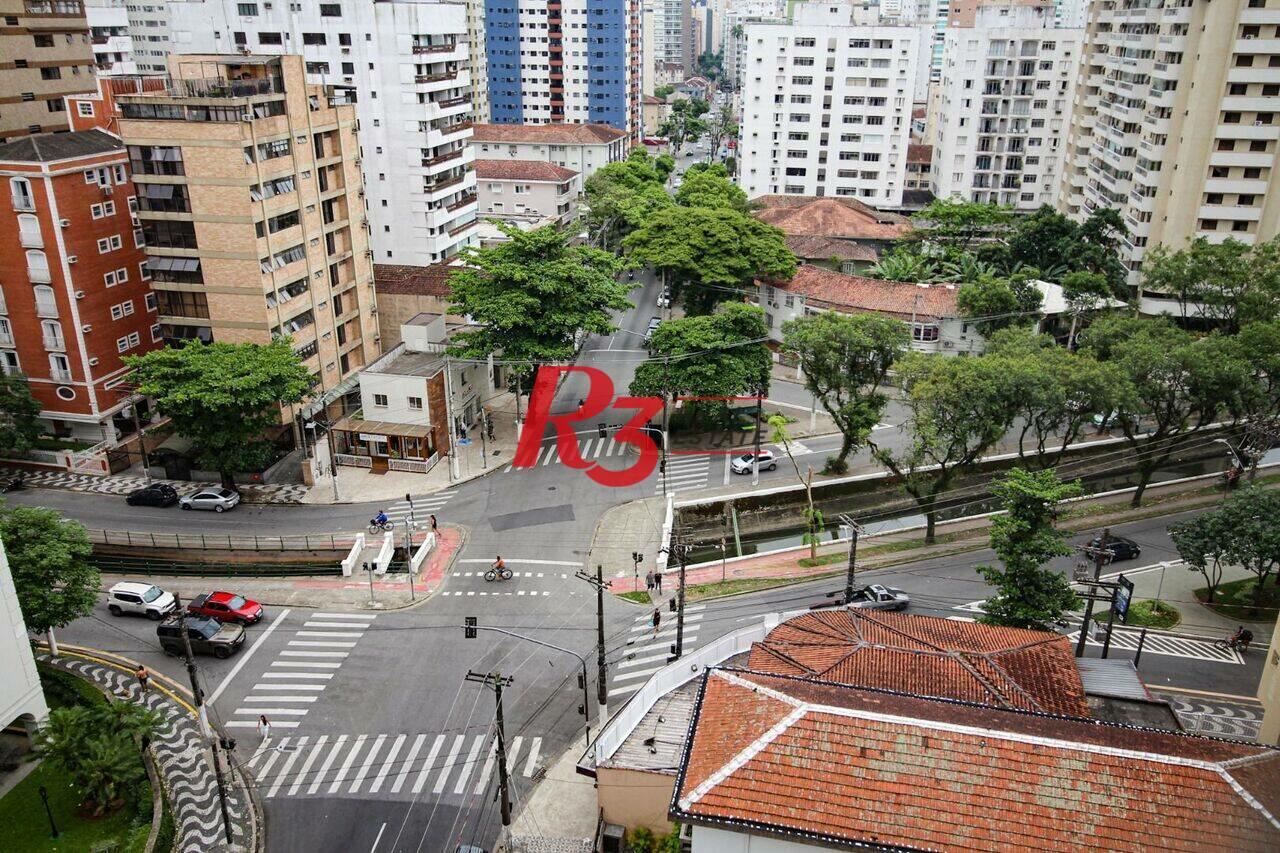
[445,192,477,213]
[424,174,465,195]
[35,301,58,318]
[43,335,65,351]
[412,42,458,54]
[437,96,470,109]
[28,266,52,284]
[11,193,35,212]
[50,368,72,382]
[168,75,284,99]
[415,71,459,84]
[438,121,472,137]
[422,149,463,168]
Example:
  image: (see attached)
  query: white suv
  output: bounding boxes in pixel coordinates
[107,582,177,621]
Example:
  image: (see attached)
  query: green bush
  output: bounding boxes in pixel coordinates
[626,826,656,852]
[822,455,849,475]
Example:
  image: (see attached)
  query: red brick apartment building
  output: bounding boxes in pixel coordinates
[0,128,159,446]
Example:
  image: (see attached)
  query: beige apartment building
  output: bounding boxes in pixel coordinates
[0,0,95,142]
[1059,0,1280,313]
[117,54,380,428]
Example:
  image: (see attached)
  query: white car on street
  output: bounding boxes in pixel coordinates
[107,581,177,620]
[730,450,778,474]
[180,487,242,512]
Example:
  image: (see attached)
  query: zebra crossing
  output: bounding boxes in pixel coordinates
[1068,626,1245,663]
[656,453,711,493]
[224,612,377,730]
[607,604,706,701]
[381,490,456,525]
[502,437,637,473]
[246,730,544,801]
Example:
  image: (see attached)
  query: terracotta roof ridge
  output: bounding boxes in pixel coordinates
[1217,766,1280,831]
[749,643,824,677]
[951,650,1042,712]
[678,670,806,812]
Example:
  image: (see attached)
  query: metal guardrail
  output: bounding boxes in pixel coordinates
[89,529,358,552]
[90,554,341,577]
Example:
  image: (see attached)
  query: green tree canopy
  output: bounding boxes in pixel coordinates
[866,247,940,282]
[1059,270,1116,349]
[582,150,674,251]
[0,373,43,457]
[629,302,771,426]
[1220,486,1280,607]
[782,311,908,467]
[674,164,748,212]
[1079,316,1251,506]
[702,103,738,163]
[955,272,1043,336]
[33,701,160,815]
[696,51,724,80]
[1170,509,1234,604]
[871,353,1021,542]
[910,198,1015,252]
[124,339,311,484]
[1140,236,1280,332]
[999,206,1128,295]
[658,99,710,152]
[1,505,98,637]
[978,468,1082,630]
[447,224,631,393]
[624,206,795,314]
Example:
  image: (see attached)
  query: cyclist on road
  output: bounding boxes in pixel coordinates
[371,510,389,529]
[493,555,506,572]
[1229,625,1254,650]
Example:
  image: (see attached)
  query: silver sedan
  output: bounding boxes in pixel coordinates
[179,487,241,513]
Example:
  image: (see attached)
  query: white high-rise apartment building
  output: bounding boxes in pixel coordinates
[655,0,693,72]
[463,0,489,122]
[1059,0,1280,305]
[930,2,1080,209]
[85,0,172,75]
[739,4,919,205]
[167,0,478,266]
[725,1,787,93]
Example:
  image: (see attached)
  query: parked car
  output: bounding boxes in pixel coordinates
[180,487,241,512]
[1089,535,1142,563]
[643,316,663,344]
[156,616,245,659]
[730,450,778,474]
[187,591,264,625]
[846,584,910,611]
[107,581,177,620]
[125,483,179,508]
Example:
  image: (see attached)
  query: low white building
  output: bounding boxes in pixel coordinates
[0,538,48,743]
[85,0,172,76]
[739,4,920,207]
[475,160,581,232]
[929,2,1082,210]
[471,123,629,184]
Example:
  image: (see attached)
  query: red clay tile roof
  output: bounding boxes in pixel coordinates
[373,263,454,297]
[907,143,933,164]
[752,195,912,241]
[473,159,579,182]
[785,235,878,263]
[472,122,628,145]
[747,610,1088,716]
[766,265,960,321]
[674,668,1280,851]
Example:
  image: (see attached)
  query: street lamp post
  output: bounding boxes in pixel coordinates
[38,785,58,839]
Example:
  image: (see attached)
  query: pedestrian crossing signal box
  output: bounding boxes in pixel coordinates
[464,616,477,639]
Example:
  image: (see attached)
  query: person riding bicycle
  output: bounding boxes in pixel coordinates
[1229,626,1254,650]
[372,510,389,527]
[493,555,506,572]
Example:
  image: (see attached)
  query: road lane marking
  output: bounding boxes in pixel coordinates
[523,737,542,777]
[453,734,485,794]
[261,672,333,680]
[473,740,498,795]
[369,734,405,793]
[348,734,386,793]
[239,707,309,715]
[271,660,341,668]
[207,607,291,706]
[255,736,288,783]
[251,683,326,691]
[242,695,317,703]
[280,650,348,658]
[433,735,465,794]
[391,734,427,795]
[413,735,447,794]
[311,613,377,620]
[267,735,306,799]
[288,641,358,648]
[308,735,346,794]
[370,822,387,853]
[290,735,327,796]
[296,631,366,638]
[330,734,367,793]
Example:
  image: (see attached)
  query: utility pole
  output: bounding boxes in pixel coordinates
[173,595,234,844]
[668,543,690,662]
[660,356,670,496]
[752,387,763,486]
[839,515,863,605]
[464,671,514,827]
[576,566,612,714]
[1074,528,1111,658]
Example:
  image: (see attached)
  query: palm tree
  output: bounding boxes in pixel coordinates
[77,735,147,815]
[938,252,998,283]
[867,249,937,282]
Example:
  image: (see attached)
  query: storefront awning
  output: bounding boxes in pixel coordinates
[331,416,433,439]
[299,370,361,420]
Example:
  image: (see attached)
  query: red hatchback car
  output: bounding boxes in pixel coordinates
[187,591,264,625]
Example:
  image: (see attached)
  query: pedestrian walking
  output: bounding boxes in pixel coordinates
[651,609,662,638]
[654,570,664,594]
[645,570,655,591]
[257,714,271,742]
[135,665,149,694]
[429,513,438,533]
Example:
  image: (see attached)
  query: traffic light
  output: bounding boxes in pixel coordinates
[464,616,477,639]
[598,422,607,438]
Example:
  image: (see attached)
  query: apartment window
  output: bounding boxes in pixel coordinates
[302,32,326,45]
[145,293,157,312]
[408,396,423,410]
[151,324,162,342]
[911,325,939,343]
[319,3,341,15]
[110,300,135,320]
[33,33,53,47]
[341,62,354,75]
[40,67,61,80]
[49,353,71,380]
[236,2,258,15]
[258,32,283,45]
[47,98,65,113]
[116,336,133,353]
[373,393,388,408]
[306,61,331,75]
[76,101,93,117]
[97,235,122,253]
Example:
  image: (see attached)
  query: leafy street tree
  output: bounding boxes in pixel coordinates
[674,164,748,212]
[629,302,771,428]
[448,224,630,419]
[703,104,738,163]
[1000,207,1128,296]
[125,339,311,485]
[653,84,675,99]
[0,505,97,651]
[768,414,822,559]
[0,372,43,457]
[696,51,724,80]
[1170,507,1235,604]
[624,206,795,314]
[582,150,673,252]
[871,353,1020,543]
[1236,320,1280,470]
[32,702,160,815]
[1220,486,1280,607]
[1059,270,1116,349]
[782,311,908,471]
[1079,316,1250,506]
[910,198,1014,252]
[955,272,1043,336]
[1141,236,1280,333]
[658,99,710,153]
[986,329,1124,468]
[978,468,1082,630]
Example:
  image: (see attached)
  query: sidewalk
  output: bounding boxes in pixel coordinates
[38,647,257,853]
[99,525,464,611]
[0,466,308,504]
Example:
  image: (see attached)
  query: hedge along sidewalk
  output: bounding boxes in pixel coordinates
[36,644,259,853]
[613,468,1279,601]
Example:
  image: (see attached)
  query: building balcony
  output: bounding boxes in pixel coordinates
[423,173,467,198]
[412,41,459,54]
[421,148,464,170]
[445,192,477,214]
[167,75,285,99]
[415,70,459,86]
[43,334,65,351]
[448,218,477,237]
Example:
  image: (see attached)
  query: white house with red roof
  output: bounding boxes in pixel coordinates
[473,160,582,238]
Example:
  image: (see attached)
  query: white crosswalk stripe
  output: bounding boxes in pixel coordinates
[608,606,706,700]
[249,732,546,801]
[229,615,376,730]
[1068,628,1244,663]
[439,590,553,596]
[502,437,638,473]
[656,454,712,493]
[382,491,456,522]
